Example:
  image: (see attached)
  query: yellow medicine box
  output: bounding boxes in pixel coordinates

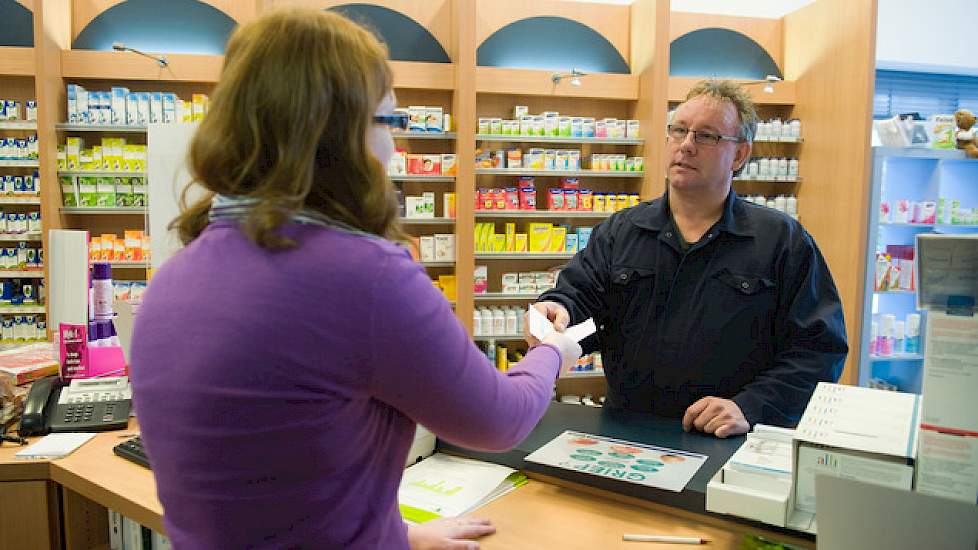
[528,223,553,252]
[550,227,567,252]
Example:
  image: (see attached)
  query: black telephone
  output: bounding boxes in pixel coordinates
[20,375,132,436]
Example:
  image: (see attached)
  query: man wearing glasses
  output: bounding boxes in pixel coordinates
[530,79,847,438]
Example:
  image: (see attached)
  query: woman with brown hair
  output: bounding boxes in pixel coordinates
[128,8,581,550]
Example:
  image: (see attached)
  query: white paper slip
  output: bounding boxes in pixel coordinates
[16,432,97,459]
[527,306,596,342]
[398,453,527,524]
[525,430,708,492]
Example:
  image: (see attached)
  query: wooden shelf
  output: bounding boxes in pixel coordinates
[0,306,45,314]
[733,176,801,183]
[0,47,35,76]
[0,233,40,241]
[106,262,149,269]
[61,50,222,82]
[56,123,148,133]
[561,370,606,379]
[476,134,644,146]
[0,160,39,168]
[474,293,540,301]
[0,270,44,278]
[57,171,147,177]
[754,137,804,143]
[0,196,41,205]
[390,175,455,182]
[668,76,797,105]
[476,67,639,100]
[392,132,456,140]
[390,61,455,90]
[475,253,574,260]
[0,121,37,131]
[399,217,455,225]
[61,207,147,215]
[476,168,644,178]
[421,261,455,268]
[476,210,612,219]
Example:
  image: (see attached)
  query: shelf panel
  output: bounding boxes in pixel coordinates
[61,207,147,215]
[475,169,644,178]
[874,290,915,294]
[0,233,40,241]
[474,293,540,301]
[57,171,147,177]
[869,354,924,362]
[0,306,45,314]
[475,253,574,260]
[390,175,455,182]
[475,134,644,146]
[390,61,455,90]
[61,50,222,82]
[0,47,35,76]
[473,334,525,342]
[733,176,802,183]
[753,137,804,143]
[561,370,606,379]
[392,132,456,140]
[421,261,455,268]
[107,262,149,269]
[0,121,37,131]
[669,76,797,105]
[56,123,148,133]
[476,210,612,219]
[0,196,41,205]
[399,217,455,225]
[476,67,639,100]
[0,270,44,278]
[0,160,39,168]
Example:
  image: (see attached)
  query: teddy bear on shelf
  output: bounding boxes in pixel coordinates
[954,109,978,158]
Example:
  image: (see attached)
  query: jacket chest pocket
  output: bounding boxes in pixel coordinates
[607,266,656,338]
[707,268,777,331]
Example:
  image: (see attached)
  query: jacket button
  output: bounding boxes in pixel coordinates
[707,233,713,239]
[741,281,750,289]
[665,232,673,238]
[620,273,628,281]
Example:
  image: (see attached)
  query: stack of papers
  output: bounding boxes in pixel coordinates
[722,425,794,493]
[15,432,96,459]
[398,453,527,524]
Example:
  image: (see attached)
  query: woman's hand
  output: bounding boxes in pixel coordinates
[407,517,496,550]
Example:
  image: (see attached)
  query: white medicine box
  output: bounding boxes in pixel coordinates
[419,236,435,263]
[433,234,455,262]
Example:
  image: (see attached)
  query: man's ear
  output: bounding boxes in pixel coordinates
[733,141,752,172]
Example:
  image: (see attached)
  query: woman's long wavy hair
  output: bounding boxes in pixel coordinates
[171,8,405,249]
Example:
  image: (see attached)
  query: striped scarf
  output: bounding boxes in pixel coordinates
[207,194,382,241]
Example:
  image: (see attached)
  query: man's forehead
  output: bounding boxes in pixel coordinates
[674,96,740,131]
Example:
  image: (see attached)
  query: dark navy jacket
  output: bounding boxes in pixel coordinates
[539,190,847,427]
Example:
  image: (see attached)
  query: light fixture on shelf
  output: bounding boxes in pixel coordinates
[111,42,169,68]
[551,68,587,89]
[741,74,781,94]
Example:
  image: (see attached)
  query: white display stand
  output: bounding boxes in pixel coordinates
[914,233,978,504]
[146,123,205,271]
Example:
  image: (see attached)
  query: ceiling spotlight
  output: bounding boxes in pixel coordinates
[112,41,169,68]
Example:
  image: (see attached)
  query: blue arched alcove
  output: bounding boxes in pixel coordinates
[0,0,33,47]
[478,16,629,74]
[329,4,450,63]
[670,28,782,79]
[72,0,235,55]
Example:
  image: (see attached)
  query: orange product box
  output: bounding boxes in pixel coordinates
[89,236,102,262]
[100,234,116,261]
[421,154,441,176]
[125,230,143,261]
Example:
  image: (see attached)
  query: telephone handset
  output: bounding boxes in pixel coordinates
[20,375,132,436]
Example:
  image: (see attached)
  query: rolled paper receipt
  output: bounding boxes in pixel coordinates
[528,306,596,343]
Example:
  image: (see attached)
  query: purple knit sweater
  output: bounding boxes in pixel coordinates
[129,221,560,549]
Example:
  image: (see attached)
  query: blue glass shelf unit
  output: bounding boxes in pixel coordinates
[860,147,978,393]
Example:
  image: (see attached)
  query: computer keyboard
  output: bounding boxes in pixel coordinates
[113,436,151,469]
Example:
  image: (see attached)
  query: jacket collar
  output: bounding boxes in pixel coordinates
[628,187,756,237]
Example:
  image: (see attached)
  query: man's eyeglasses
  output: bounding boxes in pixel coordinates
[666,125,744,146]
[373,113,409,131]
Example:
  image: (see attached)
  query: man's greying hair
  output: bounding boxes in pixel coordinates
[684,79,758,144]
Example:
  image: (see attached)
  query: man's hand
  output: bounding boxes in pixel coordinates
[407,517,496,550]
[524,301,571,346]
[682,397,749,438]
